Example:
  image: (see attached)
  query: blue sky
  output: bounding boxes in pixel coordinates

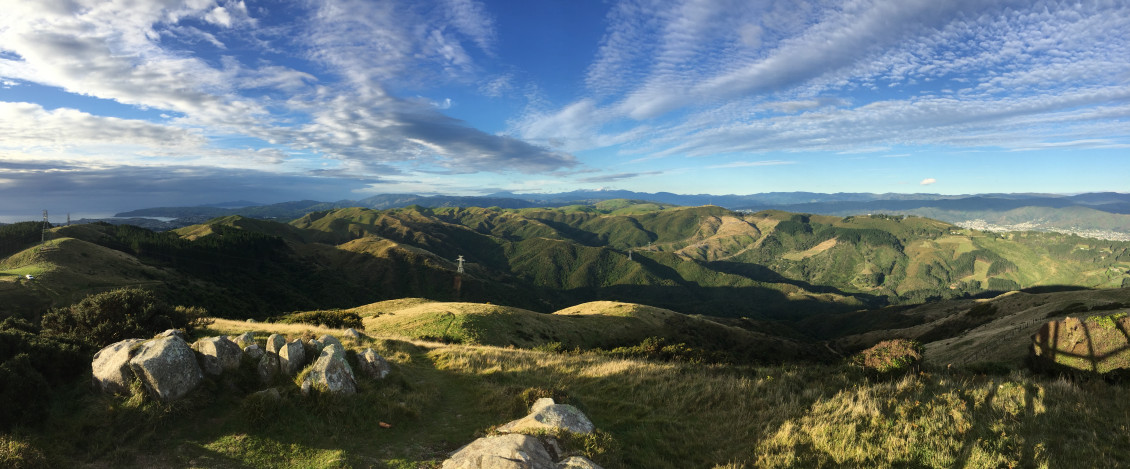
[0,0,1128,219]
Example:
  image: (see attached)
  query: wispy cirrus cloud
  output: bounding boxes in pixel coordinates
[515,0,1130,164]
[0,0,573,209]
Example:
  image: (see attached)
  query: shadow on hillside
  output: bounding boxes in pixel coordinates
[1031,315,1130,376]
[707,260,888,304]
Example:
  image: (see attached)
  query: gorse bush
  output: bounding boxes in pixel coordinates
[275,310,363,330]
[0,318,87,430]
[853,339,923,375]
[41,288,190,348]
[606,336,720,364]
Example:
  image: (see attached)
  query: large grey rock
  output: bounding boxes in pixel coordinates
[357,348,391,379]
[91,338,143,394]
[279,339,306,375]
[128,336,202,402]
[155,329,185,340]
[557,456,603,469]
[234,331,256,348]
[265,334,286,355]
[344,328,364,340]
[301,345,356,395]
[498,398,594,435]
[307,338,324,356]
[192,336,243,376]
[441,434,555,469]
[257,352,281,383]
[244,343,265,361]
[321,343,346,359]
[319,334,343,350]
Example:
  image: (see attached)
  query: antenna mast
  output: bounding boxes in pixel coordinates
[456,255,465,274]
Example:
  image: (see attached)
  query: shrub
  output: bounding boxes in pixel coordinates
[0,435,50,469]
[41,288,189,348]
[0,354,50,429]
[275,310,363,330]
[0,319,88,431]
[606,337,717,363]
[852,339,922,375]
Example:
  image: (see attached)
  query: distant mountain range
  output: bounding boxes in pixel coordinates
[106,190,1130,237]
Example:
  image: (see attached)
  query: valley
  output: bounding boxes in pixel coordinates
[3,201,1130,467]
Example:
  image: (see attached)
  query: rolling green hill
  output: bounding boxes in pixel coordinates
[344,298,827,363]
[3,202,1129,325]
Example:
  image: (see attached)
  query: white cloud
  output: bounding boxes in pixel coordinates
[0,102,204,150]
[204,6,233,28]
[920,178,937,185]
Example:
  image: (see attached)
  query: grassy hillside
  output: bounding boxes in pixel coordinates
[816,288,1130,369]
[4,203,1129,323]
[346,299,827,363]
[6,316,1128,468]
[0,237,171,319]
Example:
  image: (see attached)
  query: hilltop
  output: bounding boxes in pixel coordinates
[346,298,827,363]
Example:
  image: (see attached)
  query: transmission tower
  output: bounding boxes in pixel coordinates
[456,255,465,274]
[40,210,48,246]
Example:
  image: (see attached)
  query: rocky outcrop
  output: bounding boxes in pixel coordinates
[266,334,286,355]
[234,331,256,348]
[344,328,364,340]
[498,398,594,435]
[442,398,603,468]
[258,352,281,383]
[307,338,324,356]
[155,329,186,340]
[128,335,203,402]
[91,338,143,394]
[319,334,343,350]
[301,344,356,395]
[193,336,243,376]
[279,339,306,376]
[357,348,391,379]
[244,343,265,361]
[441,434,556,469]
[1030,314,1130,375]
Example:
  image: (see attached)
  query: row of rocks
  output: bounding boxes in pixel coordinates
[442,398,602,469]
[92,329,390,402]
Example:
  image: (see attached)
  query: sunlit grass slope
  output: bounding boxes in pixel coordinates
[348,298,822,363]
[10,325,1128,468]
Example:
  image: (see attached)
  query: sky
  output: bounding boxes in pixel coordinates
[1,0,1128,220]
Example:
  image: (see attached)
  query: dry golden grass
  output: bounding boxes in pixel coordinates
[427,343,1130,468]
[782,237,838,261]
[205,318,347,339]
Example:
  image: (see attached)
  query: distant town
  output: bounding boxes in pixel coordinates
[957,219,1130,242]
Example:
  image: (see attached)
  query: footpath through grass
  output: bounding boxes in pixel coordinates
[4,332,1129,468]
